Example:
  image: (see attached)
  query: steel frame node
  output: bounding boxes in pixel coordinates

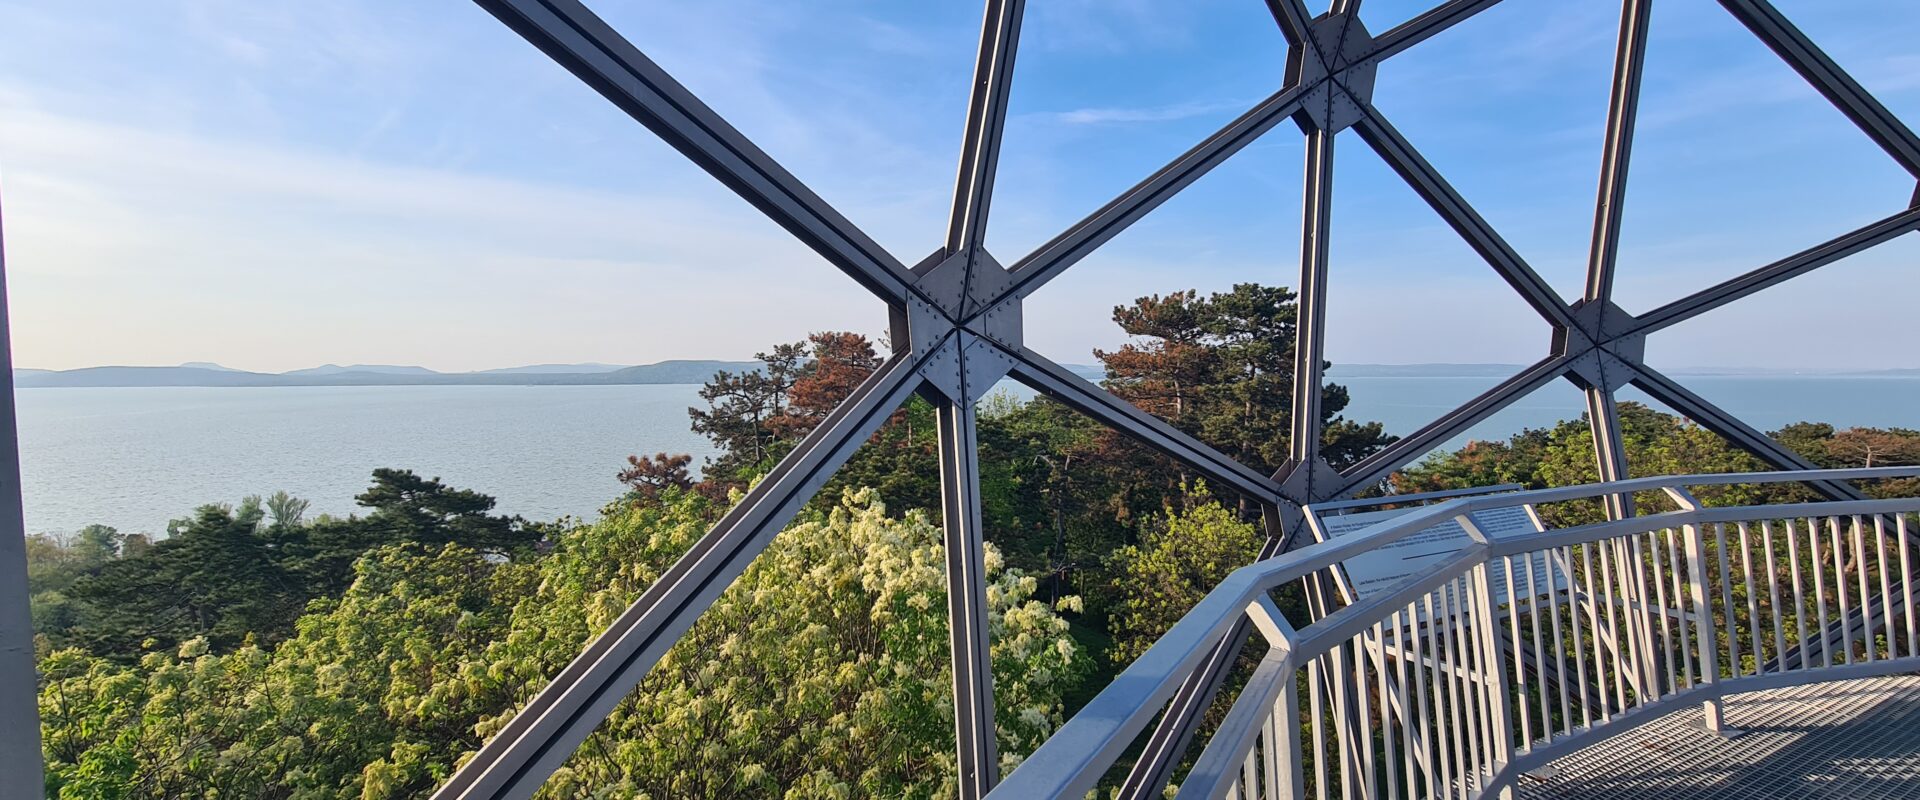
[1561,300,1644,394]
[1299,14,1377,134]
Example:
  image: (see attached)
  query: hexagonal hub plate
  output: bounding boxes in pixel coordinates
[1299,14,1377,134]
[908,249,1022,404]
[1563,300,1645,393]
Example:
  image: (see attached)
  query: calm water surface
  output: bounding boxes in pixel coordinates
[19,376,1920,536]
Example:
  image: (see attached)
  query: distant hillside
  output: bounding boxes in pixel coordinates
[1326,363,1525,377]
[593,360,755,384]
[16,366,284,388]
[26,360,1908,389]
[474,363,631,375]
[284,364,441,377]
[15,360,760,388]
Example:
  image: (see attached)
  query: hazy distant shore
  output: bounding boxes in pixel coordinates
[15,360,1915,389]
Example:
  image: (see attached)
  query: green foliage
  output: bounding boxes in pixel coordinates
[1395,403,1920,525]
[25,525,141,636]
[39,488,1091,799]
[35,470,544,657]
[687,342,807,484]
[1104,496,1263,664]
[1098,284,1394,475]
[63,502,308,656]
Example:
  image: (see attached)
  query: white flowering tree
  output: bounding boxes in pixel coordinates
[38,488,1091,799]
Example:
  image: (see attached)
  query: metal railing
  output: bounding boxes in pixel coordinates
[992,467,1920,799]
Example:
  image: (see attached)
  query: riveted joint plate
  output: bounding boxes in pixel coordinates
[1276,457,1344,506]
[959,333,1016,404]
[1573,299,1640,343]
[1299,13,1377,134]
[967,294,1023,351]
[917,333,966,406]
[906,296,956,358]
[1565,344,1640,394]
[920,332,1015,407]
[915,248,1018,321]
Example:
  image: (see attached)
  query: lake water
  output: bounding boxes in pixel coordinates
[18,376,1920,536]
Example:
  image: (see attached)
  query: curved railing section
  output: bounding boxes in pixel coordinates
[992,467,1920,799]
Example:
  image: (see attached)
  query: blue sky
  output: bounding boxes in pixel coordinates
[0,0,1915,373]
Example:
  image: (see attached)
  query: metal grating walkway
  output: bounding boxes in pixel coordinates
[1518,675,1920,799]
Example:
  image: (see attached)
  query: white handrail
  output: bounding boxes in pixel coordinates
[992,467,1920,799]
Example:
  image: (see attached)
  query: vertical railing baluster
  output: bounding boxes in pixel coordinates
[1785,517,1810,671]
[1502,556,1532,749]
[1739,522,1762,676]
[1390,609,1417,799]
[1688,519,1726,730]
[1761,520,1787,674]
[1665,529,1696,688]
[1333,638,1356,800]
[1522,550,1553,744]
[1278,655,1306,800]
[1263,706,1281,800]
[1596,540,1633,703]
[1829,517,1854,663]
[1244,744,1260,800]
[1439,582,1472,798]
[1561,545,1593,728]
[1472,561,1514,784]
[1422,593,1453,799]
[1649,530,1678,695]
[1352,635,1376,800]
[1461,577,1493,788]
[1546,549,1573,734]
[1809,517,1833,668]
[1627,532,1662,701]
[1371,619,1397,800]
[1310,654,1328,800]
[1668,487,1726,732]
[1728,521,1743,675]
[1900,515,1917,659]
[1578,543,1616,719]
[1875,515,1895,662]
[1408,602,1436,800]
[1851,516,1875,661]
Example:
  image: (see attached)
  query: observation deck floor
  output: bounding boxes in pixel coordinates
[1519,674,1920,799]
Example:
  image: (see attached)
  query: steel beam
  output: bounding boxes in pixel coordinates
[936,390,999,797]
[1369,0,1506,62]
[1354,106,1576,329]
[947,0,1026,257]
[434,352,927,800]
[1265,0,1315,47]
[1337,354,1573,495]
[1578,0,1651,522]
[1629,366,1865,502]
[0,193,45,800]
[1291,127,1336,474]
[1629,206,1920,335]
[1584,0,1652,305]
[472,0,917,305]
[1585,387,1634,520]
[1003,346,1284,506]
[998,85,1309,305]
[1718,0,1920,179]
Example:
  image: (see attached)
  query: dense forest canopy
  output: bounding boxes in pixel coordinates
[25,283,1919,798]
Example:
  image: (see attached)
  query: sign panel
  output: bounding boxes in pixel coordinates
[1309,503,1560,608]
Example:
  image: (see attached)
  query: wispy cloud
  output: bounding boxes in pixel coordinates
[0,99,883,372]
[1043,98,1252,126]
